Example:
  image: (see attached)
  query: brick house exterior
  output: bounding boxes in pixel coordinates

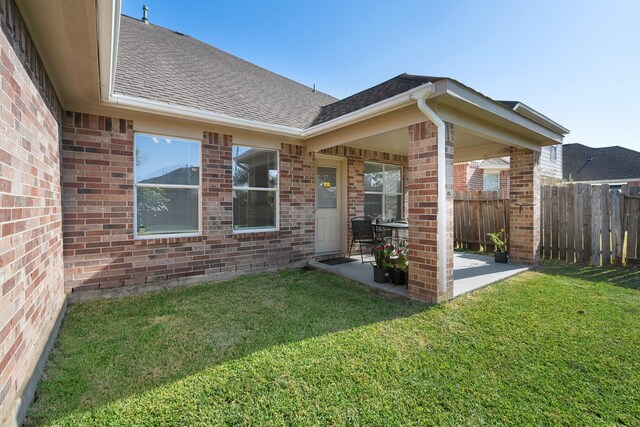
[454,162,510,198]
[0,2,569,424]
[454,144,562,198]
[0,2,66,423]
[62,117,318,296]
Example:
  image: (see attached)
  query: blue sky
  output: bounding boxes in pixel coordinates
[122,0,640,150]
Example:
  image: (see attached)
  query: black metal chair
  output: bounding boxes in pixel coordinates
[348,217,379,263]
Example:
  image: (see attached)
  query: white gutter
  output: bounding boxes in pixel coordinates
[512,102,570,135]
[412,85,448,295]
[108,93,302,137]
[97,0,121,102]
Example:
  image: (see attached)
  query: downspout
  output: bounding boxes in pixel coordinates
[412,87,448,294]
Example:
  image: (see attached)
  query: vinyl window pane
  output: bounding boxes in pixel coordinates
[136,187,198,235]
[364,162,384,192]
[233,189,277,230]
[135,135,200,185]
[232,146,278,188]
[317,167,337,209]
[483,173,499,192]
[365,194,383,219]
[384,195,403,220]
[384,165,402,193]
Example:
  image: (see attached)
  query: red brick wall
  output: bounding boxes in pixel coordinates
[61,116,316,293]
[453,162,483,192]
[453,163,468,192]
[319,146,408,245]
[499,170,510,198]
[0,0,65,423]
[406,121,454,303]
[509,147,540,264]
[454,162,510,198]
[467,162,483,190]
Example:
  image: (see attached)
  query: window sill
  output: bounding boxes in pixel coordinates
[233,230,280,240]
[133,235,204,245]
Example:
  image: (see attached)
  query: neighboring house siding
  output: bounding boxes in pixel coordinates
[61,114,317,294]
[0,1,65,424]
[539,145,562,179]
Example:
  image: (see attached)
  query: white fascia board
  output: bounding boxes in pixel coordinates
[110,94,302,137]
[97,0,120,102]
[301,84,435,138]
[512,102,570,135]
[440,80,566,143]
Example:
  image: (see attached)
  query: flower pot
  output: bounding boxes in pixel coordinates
[390,268,406,286]
[494,251,509,263]
[372,265,388,283]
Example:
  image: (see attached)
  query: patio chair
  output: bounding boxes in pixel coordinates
[348,217,379,263]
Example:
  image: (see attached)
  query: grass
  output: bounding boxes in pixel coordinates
[27,262,640,426]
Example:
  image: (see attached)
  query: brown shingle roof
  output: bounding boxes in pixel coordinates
[310,74,444,126]
[563,143,640,181]
[114,15,337,129]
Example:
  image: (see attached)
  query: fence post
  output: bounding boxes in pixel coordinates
[591,185,602,266]
[610,189,623,265]
[559,186,567,262]
[600,184,611,266]
[566,184,576,263]
[542,185,551,259]
[581,184,593,264]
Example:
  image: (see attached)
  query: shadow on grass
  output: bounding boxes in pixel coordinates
[27,268,428,425]
[536,260,640,290]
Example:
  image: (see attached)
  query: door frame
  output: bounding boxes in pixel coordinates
[315,154,348,255]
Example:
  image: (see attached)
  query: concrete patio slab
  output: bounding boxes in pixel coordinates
[453,252,529,297]
[310,252,529,300]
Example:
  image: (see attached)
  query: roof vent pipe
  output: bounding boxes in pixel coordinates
[142,5,149,24]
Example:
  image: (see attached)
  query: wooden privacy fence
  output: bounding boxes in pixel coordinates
[454,191,510,249]
[540,183,640,266]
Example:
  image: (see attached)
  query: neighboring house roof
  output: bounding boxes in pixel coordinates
[139,167,200,185]
[478,157,510,170]
[310,74,444,126]
[115,15,337,129]
[563,143,640,182]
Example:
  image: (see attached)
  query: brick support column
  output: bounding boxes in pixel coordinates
[407,121,454,303]
[509,146,541,264]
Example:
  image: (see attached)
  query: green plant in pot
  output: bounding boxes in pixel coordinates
[371,245,389,283]
[487,228,509,263]
[390,247,408,286]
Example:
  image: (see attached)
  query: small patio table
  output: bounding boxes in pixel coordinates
[372,221,408,248]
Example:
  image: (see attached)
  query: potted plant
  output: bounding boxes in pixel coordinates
[371,245,388,283]
[487,228,509,263]
[138,223,147,234]
[390,247,408,286]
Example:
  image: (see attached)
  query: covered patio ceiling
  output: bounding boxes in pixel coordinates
[339,125,512,163]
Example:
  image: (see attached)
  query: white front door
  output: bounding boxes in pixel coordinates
[315,161,342,254]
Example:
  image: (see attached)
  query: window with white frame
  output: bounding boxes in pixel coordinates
[550,145,558,161]
[483,172,500,192]
[364,162,403,220]
[232,146,278,231]
[134,133,201,237]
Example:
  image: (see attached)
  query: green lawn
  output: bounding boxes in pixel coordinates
[27,262,640,426]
